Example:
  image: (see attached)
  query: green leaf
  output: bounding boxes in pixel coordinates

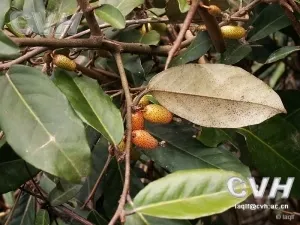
[39,173,57,194]
[0,144,38,194]
[171,31,212,66]
[35,210,50,225]
[143,122,250,178]
[49,180,82,206]
[266,46,300,64]
[248,4,291,42]
[0,0,11,28]
[95,4,125,29]
[101,0,144,16]
[23,0,46,34]
[77,138,109,204]
[140,30,160,45]
[88,210,108,225]
[9,193,36,225]
[197,127,236,148]
[238,116,300,197]
[0,65,91,182]
[53,69,124,145]
[126,203,192,225]
[220,40,252,65]
[46,0,77,23]
[132,169,251,219]
[177,0,190,12]
[0,30,21,60]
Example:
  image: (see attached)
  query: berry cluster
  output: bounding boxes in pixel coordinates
[119,95,173,154]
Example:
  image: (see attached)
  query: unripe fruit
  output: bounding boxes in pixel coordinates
[132,111,144,131]
[132,130,158,149]
[221,25,246,39]
[117,139,126,152]
[53,54,76,71]
[143,104,173,124]
[208,5,222,16]
[138,95,150,107]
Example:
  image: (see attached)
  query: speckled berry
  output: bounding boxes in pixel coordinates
[53,54,76,71]
[208,5,222,16]
[221,25,246,39]
[143,104,173,124]
[132,130,158,149]
[132,111,144,131]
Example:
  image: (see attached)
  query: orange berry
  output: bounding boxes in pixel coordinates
[143,104,173,124]
[221,25,246,39]
[53,54,76,71]
[138,95,150,107]
[208,5,222,16]
[132,130,158,149]
[132,111,144,131]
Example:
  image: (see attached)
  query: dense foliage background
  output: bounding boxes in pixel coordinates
[0,0,300,225]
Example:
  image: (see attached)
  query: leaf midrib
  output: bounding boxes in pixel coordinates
[239,128,300,173]
[20,196,33,225]
[149,89,285,113]
[73,78,116,144]
[149,132,224,170]
[249,15,289,41]
[5,72,82,178]
[135,186,251,213]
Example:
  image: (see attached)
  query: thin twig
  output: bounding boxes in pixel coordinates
[4,190,22,225]
[81,155,113,209]
[55,206,94,225]
[282,5,300,37]
[164,0,200,70]
[76,0,102,37]
[108,52,133,225]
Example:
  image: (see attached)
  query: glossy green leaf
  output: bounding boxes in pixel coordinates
[23,0,46,34]
[140,30,160,45]
[126,203,192,225]
[0,144,38,194]
[77,138,109,204]
[88,210,108,225]
[49,180,82,206]
[9,193,36,225]
[220,40,252,65]
[35,210,50,225]
[197,127,236,148]
[238,116,300,197]
[0,0,11,28]
[47,0,77,23]
[266,46,300,64]
[143,121,250,178]
[133,169,251,219]
[0,65,91,182]
[171,31,212,66]
[279,90,300,131]
[248,4,291,42]
[53,69,124,145]
[177,0,190,12]
[95,4,125,29]
[101,0,144,16]
[0,30,21,60]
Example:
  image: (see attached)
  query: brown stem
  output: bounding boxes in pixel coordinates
[282,5,300,37]
[76,0,102,37]
[219,0,261,26]
[55,206,94,225]
[4,190,22,225]
[198,0,225,53]
[109,52,133,225]
[164,0,200,70]
[81,155,113,209]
